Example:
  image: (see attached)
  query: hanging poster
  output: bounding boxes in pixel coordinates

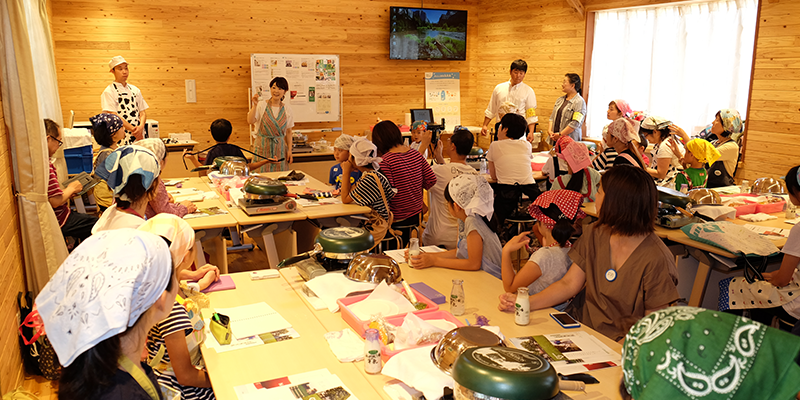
[250,54,340,123]
[424,72,461,126]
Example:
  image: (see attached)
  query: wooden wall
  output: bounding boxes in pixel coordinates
[0,83,27,393]
[51,0,482,151]
[739,0,800,180]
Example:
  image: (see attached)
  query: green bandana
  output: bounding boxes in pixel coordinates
[622,306,800,399]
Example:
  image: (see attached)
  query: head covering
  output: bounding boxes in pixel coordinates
[528,190,586,230]
[96,145,160,199]
[349,138,383,170]
[35,229,172,367]
[109,55,127,70]
[333,134,357,151]
[612,99,632,118]
[622,306,800,400]
[411,120,427,131]
[718,109,743,136]
[640,115,672,131]
[554,136,591,172]
[447,174,494,219]
[89,113,124,136]
[685,139,721,165]
[138,214,195,268]
[136,138,167,162]
[607,117,640,143]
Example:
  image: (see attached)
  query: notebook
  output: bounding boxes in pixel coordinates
[215,302,292,340]
[199,275,236,293]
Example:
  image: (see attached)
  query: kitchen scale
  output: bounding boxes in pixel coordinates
[239,175,298,216]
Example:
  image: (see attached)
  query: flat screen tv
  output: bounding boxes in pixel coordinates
[389,7,467,61]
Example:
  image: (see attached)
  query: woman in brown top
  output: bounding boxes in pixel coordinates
[499,165,679,341]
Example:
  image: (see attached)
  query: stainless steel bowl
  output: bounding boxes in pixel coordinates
[344,254,402,284]
[688,188,721,205]
[220,160,249,177]
[431,326,505,375]
[751,177,787,194]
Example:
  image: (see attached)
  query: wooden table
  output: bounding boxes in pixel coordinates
[582,202,789,307]
[200,273,385,400]
[162,140,200,179]
[281,265,624,400]
[170,177,238,273]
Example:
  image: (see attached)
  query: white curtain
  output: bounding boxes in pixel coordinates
[586,0,757,138]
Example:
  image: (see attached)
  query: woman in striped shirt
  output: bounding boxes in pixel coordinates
[371,121,436,249]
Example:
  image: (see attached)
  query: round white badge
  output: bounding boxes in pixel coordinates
[605,269,617,282]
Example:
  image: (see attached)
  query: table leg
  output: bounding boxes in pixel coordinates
[73,196,86,214]
[195,239,206,266]
[213,235,229,274]
[689,261,712,307]
[244,222,294,269]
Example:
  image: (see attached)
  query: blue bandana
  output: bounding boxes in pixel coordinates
[89,113,124,136]
[95,145,160,199]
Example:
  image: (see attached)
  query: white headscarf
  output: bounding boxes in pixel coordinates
[136,138,167,163]
[138,213,195,268]
[334,134,357,151]
[350,138,383,170]
[35,229,172,367]
[447,174,494,219]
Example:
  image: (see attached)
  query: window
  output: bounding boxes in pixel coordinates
[585,0,757,138]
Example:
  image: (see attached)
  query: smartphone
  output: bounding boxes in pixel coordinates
[550,313,581,329]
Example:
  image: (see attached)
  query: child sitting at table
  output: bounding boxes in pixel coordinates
[500,190,584,311]
[409,174,503,279]
[140,214,217,400]
[329,134,361,190]
[183,118,277,171]
[671,138,720,191]
[90,113,126,211]
[409,120,430,159]
[340,139,396,222]
[487,113,534,185]
[138,138,197,218]
[550,136,600,202]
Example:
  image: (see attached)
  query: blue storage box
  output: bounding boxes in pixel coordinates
[64,145,93,174]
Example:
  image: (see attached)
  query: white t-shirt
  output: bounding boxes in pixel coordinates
[780,224,800,318]
[486,140,534,185]
[484,81,538,125]
[649,141,684,187]
[101,82,149,113]
[422,163,477,249]
[716,140,739,176]
[527,246,571,311]
[91,204,146,234]
[542,155,569,183]
[409,141,429,159]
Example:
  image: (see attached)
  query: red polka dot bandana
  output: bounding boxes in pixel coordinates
[528,189,586,229]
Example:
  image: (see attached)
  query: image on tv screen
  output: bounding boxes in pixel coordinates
[390,7,467,60]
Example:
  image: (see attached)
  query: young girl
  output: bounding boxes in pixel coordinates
[550,136,600,202]
[341,139,396,222]
[90,113,126,211]
[329,134,361,190]
[592,99,632,170]
[140,214,217,400]
[605,117,646,168]
[670,138,720,190]
[139,138,197,218]
[409,174,503,279]
[640,115,684,187]
[93,145,161,233]
[670,110,741,188]
[500,190,585,311]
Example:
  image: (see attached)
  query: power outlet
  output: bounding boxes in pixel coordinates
[185,79,197,103]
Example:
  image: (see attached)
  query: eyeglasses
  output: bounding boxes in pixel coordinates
[48,136,63,147]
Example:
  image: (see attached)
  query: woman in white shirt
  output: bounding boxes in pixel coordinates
[640,115,683,188]
[247,77,294,172]
[487,113,533,185]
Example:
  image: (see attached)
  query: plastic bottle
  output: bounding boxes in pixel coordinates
[364,328,382,374]
[409,238,420,257]
[680,184,689,194]
[451,279,465,316]
[479,159,488,174]
[515,287,530,325]
[741,179,750,194]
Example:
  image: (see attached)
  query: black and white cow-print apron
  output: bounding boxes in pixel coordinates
[113,83,141,145]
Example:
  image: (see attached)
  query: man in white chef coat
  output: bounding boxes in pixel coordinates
[101,56,149,145]
[481,59,538,142]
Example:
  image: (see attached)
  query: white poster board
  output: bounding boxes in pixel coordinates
[250,54,340,123]
[424,72,461,126]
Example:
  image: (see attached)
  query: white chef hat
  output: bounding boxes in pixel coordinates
[109,56,128,70]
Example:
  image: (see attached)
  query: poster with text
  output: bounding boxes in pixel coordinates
[424,72,461,127]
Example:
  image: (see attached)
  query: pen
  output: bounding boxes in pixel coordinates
[464,318,471,326]
[213,312,221,323]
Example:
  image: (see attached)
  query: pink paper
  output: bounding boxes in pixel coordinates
[199,275,236,293]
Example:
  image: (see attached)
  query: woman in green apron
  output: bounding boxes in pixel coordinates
[247,77,294,173]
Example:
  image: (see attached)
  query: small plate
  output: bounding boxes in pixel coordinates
[350,299,400,320]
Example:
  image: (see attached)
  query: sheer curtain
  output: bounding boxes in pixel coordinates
[585,0,757,138]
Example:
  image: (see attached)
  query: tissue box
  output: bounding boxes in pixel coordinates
[410,282,446,305]
[367,310,464,362]
[338,288,438,337]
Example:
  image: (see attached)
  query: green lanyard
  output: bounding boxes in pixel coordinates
[118,355,161,400]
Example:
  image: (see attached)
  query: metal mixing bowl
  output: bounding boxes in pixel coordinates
[751,177,787,194]
[344,254,402,284]
[688,188,721,205]
[219,160,249,177]
[431,326,505,375]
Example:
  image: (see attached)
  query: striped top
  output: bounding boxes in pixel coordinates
[351,171,395,220]
[48,162,70,227]
[379,150,437,221]
[146,302,215,400]
[591,148,618,171]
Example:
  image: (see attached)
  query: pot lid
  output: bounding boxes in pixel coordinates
[452,346,558,400]
[243,175,288,196]
[315,227,374,253]
[214,156,247,168]
[657,186,691,208]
